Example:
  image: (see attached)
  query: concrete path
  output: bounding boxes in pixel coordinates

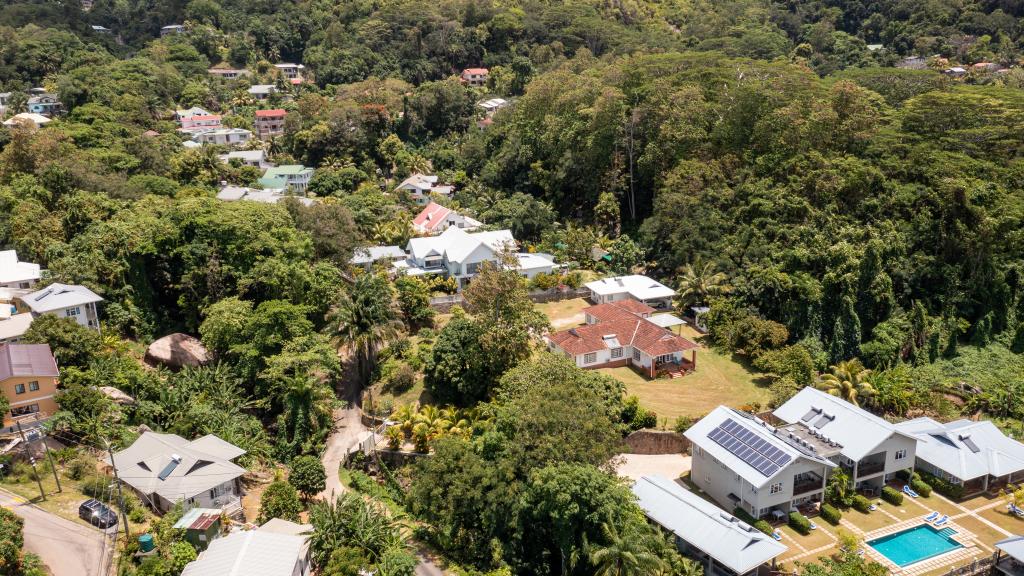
[317,406,368,502]
[0,488,107,576]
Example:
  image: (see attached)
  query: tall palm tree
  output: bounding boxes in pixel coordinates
[283,372,334,453]
[675,259,731,308]
[586,524,667,576]
[326,274,403,385]
[817,359,875,407]
[308,493,406,567]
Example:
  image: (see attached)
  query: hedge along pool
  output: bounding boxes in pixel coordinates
[867,525,963,567]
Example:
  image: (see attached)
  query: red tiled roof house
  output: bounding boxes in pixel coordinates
[546,301,699,378]
[460,68,489,87]
[412,202,482,235]
[254,109,287,140]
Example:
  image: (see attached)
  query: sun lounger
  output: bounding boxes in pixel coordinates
[903,485,920,498]
[1009,504,1024,518]
[773,531,782,541]
[924,511,939,522]
[933,515,949,527]
[809,521,818,530]
[868,504,877,511]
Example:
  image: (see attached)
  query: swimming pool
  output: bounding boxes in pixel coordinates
[867,525,962,567]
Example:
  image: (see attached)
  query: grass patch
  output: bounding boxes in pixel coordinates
[534,298,592,329]
[600,326,770,419]
[977,505,1024,534]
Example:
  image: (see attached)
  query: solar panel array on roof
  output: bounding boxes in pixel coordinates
[708,418,792,477]
[959,434,981,454]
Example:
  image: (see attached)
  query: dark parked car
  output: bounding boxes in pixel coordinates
[78,498,117,529]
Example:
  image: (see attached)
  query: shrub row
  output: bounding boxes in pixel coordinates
[852,494,872,513]
[788,511,811,535]
[733,507,773,536]
[910,476,933,498]
[820,503,842,525]
[881,485,904,505]
[917,471,962,499]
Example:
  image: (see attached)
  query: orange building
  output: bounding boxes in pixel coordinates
[0,343,59,426]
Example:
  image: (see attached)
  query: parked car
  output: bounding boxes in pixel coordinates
[78,498,117,529]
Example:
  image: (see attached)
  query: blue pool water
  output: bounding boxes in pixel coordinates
[868,525,962,567]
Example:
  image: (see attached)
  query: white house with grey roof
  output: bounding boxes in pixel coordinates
[585,275,676,309]
[107,431,246,515]
[181,519,310,576]
[774,387,918,492]
[895,417,1024,496]
[351,245,406,270]
[398,227,554,289]
[633,476,787,576]
[17,283,103,331]
[686,406,836,519]
[0,251,40,289]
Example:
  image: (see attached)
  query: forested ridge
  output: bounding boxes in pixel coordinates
[1,0,1024,574]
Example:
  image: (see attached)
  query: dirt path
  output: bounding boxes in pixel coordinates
[318,405,368,501]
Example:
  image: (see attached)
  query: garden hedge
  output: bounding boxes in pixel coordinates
[788,511,811,535]
[820,503,842,525]
[918,471,963,499]
[852,494,872,513]
[911,477,933,497]
[733,507,773,536]
[881,485,904,505]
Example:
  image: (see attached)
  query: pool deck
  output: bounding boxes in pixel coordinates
[862,518,981,575]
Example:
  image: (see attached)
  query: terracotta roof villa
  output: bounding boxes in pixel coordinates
[547,300,698,378]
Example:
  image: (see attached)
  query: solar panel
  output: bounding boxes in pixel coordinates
[800,408,820,422]
[707,417,793,477]
[959,434,981,454]
[157,459,179,481]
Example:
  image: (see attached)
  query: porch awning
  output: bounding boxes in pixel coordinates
[648,314,685,329]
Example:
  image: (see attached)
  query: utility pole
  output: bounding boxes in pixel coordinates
[104,438,131,571]
[40,425,61,492]
[16,421,45,501]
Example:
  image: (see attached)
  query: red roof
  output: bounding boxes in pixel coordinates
[413,202,452,232]
[462,68,488,76]
[289,78,303,85]
[185,115,220,122]
[549,302,698,357]
[255,109,286,118]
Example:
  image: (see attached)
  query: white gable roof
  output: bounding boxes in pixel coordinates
[20,283,103,313]
[633,476,787,574]
[895,417,1024,481]
[406,227,516,264]
[181,530,305,576]
[395,173,438,193]
[0,251,40,285]
[685,406,834,489]
[774,387,913,461]
[585,275,676,301]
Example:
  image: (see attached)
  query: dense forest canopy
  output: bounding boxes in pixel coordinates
[1,0,1024,574]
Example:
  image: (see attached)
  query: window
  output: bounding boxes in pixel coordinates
[13,383,24,395]
[895,449,907,460]
[10,404,39,417]
[583,352,597,364]
[610,347,623,359]
[632,349,641,361]
[28,381,38,392]
[704,474,711,484]
[66,306,81,317]
[770,482,783,494]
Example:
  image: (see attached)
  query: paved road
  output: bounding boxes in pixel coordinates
[0,489,107,576]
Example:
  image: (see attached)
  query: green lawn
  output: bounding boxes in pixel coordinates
[599,326,770,419]
[534,298,592,329]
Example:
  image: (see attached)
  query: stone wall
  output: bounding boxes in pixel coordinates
[623,429,690,455]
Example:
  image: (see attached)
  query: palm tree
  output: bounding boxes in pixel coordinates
[283,372,334,453]
[308,493,406,567]
[817,359,875,407]
[586,524,667,576]
[675,259,731,308]
[385,425,403,450]
[326,274,403,385]
[392,403,418,437]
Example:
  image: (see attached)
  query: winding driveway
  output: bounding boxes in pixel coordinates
[0,488,106,576]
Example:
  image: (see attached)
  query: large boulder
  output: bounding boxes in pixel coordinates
[144,333,211,371]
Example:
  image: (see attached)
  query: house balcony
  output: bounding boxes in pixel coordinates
[793,476,825,497]
[856,460,885,478]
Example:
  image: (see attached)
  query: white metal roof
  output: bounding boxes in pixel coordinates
[0,251,40,285]
[632,476,787,574]
[685,406,835,489]
[181,530,306,576]
[585,275,676,301]
[3,113,52,127]
[773,386,913,461]
[996,536,1024,563]
[219,150,266,164]
[0,313,33,341]
[895,417,1024,481]
[107,432,246,503]
[648,313,685,328]
[20,283,103,313]
[351,246,406,265]
[515,252,555,271]
[247,84,277,94]
[406,227,516,264]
